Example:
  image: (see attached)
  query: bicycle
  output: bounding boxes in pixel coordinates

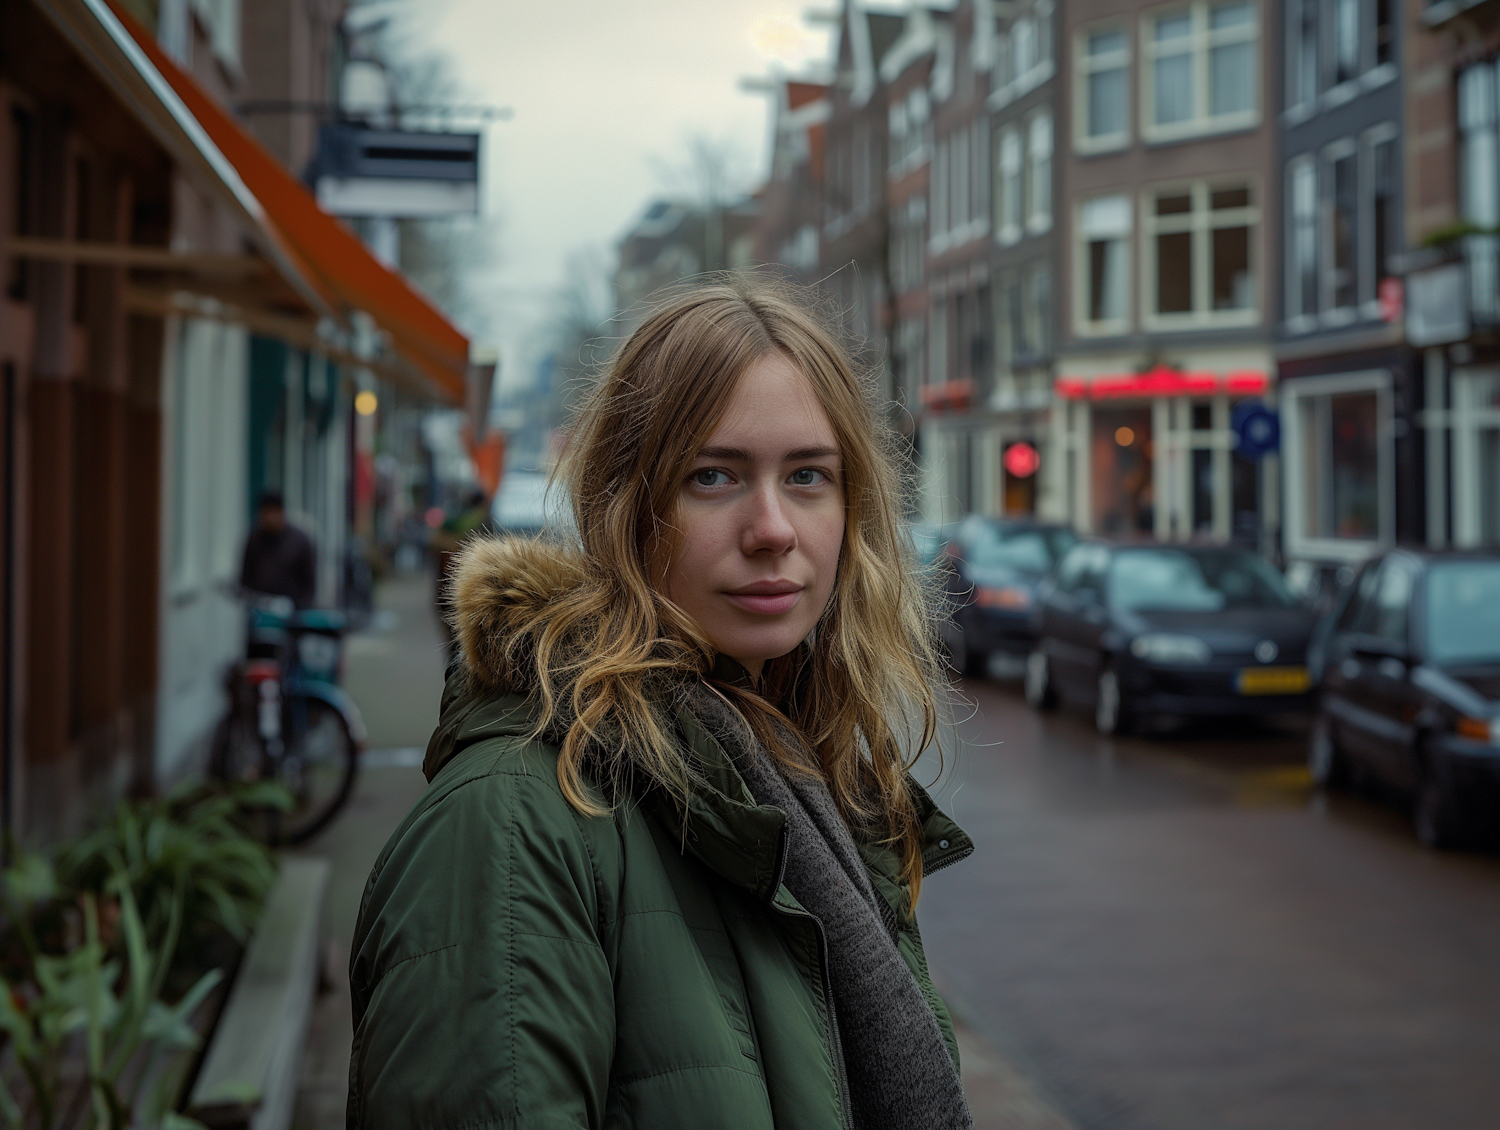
[210,594,366,845]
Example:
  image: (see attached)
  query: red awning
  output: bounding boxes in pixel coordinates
[1056,367,1269,401]
[104,0,468,404]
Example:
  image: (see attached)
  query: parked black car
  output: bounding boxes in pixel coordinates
[1309,549,1500,848]
[1025,541,1317,733]
[940,516,1077,676]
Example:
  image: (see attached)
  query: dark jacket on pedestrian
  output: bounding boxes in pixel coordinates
[240,522,316,608]
[347,538,975,1129]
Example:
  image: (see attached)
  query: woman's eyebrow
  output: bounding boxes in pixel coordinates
[694,445,840,463]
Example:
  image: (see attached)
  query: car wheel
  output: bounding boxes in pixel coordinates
[1413,747,1466,850]
[1024,649,1057,710]
[1307,711,1347,789]
[1095,666,1133,736]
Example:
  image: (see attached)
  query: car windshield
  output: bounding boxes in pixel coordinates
[965,525,1077,573]
[1109,548,1296,612]
[1426,560,1500,666]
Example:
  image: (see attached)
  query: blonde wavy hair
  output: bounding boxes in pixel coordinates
[519,276,946,897]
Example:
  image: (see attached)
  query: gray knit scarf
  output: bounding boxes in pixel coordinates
[684,684,973,1130]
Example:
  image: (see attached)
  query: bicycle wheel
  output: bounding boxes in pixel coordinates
[272,696,358,845]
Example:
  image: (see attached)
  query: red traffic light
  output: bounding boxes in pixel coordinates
[1003,441,1041,479]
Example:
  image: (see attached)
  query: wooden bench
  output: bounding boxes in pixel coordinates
[186,857,330,1130]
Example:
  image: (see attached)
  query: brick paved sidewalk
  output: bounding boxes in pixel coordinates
[287,568,1071,1129]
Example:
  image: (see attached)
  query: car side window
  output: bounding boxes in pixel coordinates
[1368,560,1415,647]
[1339,563,1381,632]
[1053,546,1089,593]
[1079,548,1109,603]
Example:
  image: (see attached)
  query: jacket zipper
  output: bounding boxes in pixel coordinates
[767,824,856,1130]
[923,841,974,878]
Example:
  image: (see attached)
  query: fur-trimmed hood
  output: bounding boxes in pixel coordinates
[446,534,590,694]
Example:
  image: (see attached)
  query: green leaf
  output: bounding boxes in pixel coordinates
[2,851,57,907]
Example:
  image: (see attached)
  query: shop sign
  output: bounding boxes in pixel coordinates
[1231,400,1280,459]
[1055,366,1269,400]
[1406,263,1469,347]
[920,378,974,413]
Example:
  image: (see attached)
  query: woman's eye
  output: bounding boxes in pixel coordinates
[692,469,730,487]
[789,469,824,486]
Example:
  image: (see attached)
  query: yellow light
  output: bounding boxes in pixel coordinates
[355,390,378,417]
[1115,426,1135,446]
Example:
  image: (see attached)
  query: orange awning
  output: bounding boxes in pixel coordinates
[103,0,468,404]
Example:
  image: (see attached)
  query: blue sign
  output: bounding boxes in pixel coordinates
[1231,401,1280,459]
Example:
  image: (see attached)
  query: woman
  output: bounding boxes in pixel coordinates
[348,279,974,1130]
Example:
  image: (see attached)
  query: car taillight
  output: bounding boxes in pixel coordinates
[976,586,1032,610]
[1455,716,1499,744]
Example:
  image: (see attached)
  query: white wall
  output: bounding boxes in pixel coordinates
[156,315,249,781]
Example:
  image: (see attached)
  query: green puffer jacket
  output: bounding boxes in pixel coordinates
[347,539,974,1130]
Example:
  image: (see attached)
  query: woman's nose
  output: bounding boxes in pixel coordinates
[742,484,797,555]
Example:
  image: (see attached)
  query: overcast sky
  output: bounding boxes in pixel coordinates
[388,0,835,392]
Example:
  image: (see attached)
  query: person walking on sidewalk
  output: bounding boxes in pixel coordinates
[239,488,317,609]
[348,279,975,1130]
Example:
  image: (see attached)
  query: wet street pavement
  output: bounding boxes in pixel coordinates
[919,672,1500,1130]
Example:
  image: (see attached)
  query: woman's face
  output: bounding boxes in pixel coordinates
[662,352,846,680]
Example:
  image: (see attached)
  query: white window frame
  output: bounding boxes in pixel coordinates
[1281,369,1394,561]
[1322,136,1360,325]
[1284,0,1318,114]
[1450,368,1500,546]
[1075,194,1134,336]
[1075,24,1131,153]
[1028,111,1053,234]
[998,128,1023,245]
[1359,122,1399,318]
[1142,179,1259,330]
[1285,153,1319,332]
[990,1,1057,110]
[1141,0,1259,144]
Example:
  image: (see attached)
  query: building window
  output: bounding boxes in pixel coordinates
[889,87,932,175]
[1287,156,1318,322]
[1374,0,1393,67]
[998,129,1023,244]
[893,195,927,293]
[1365,127,1398,308]
[1030,261,1053,359]
[1332,0,1360,87]
[1284,373,1392,553]
[1286,0,1317,109]
[1143,1,1257,141]
[1079,194,1132,331]
[972,121,990,230]
[931,137,949,236]
[952,128,970,232]
[992,1,1056,108]
[1459,63,1500,229]
[1028,112,1053,233]
[1326,142,1358,313]
[1144,181,1256,325]
[1078,27,1130,150]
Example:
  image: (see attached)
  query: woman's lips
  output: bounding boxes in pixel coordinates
[725,587,802,615]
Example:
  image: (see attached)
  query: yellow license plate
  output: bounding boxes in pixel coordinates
[1237,666,1310,695]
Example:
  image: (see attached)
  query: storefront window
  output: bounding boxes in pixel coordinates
[1091,405,1154,535]
[1453,371,1500,545]
[1301,389,1379,539]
